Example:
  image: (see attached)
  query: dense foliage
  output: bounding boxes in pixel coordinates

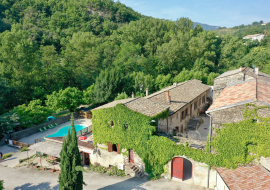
[59,113,84,190]
[1,0,269,112]
[13,99,53,128]
[0,112,19,137]
[215,21,270,39]
[92,103,270,178]
[46,87,83,112]
[0,180,3,190]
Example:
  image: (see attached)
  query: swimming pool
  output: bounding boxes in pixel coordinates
[46,125,87,138]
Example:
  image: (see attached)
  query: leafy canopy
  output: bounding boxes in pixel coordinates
[46,87,83,112]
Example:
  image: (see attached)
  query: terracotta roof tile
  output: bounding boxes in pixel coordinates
[208,80,256,111]
[217,165,270,190]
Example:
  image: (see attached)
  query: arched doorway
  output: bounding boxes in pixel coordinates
[171,157,192,181]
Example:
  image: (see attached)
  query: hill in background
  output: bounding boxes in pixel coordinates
[193,22,220,31]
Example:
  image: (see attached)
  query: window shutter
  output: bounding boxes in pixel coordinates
[108,142,112,152]
[117,144,120,154]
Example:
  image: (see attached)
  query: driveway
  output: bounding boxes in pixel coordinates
[0,165,207,190]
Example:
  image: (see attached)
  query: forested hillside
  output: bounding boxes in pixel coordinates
[0,0,270,115]
[215,21,270,38]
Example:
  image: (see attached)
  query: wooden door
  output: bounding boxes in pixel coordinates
[172,157,184,180]
[129,149,134,163]
[84,153,90,165]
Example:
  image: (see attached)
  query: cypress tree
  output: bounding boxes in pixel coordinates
[59,112,83,190]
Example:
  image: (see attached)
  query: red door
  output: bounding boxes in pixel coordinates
[172,157,184,180]
[129,149,134,163]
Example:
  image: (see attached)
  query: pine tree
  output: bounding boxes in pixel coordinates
[59,113,83,190]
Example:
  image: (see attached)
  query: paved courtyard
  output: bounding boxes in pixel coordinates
[0,165,207,190]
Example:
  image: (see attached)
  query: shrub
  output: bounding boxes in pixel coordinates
[0,180,4,190]
[2,153,13,160]
[107,166,125,177]
[88,163,107,173]
[20,147,28,152]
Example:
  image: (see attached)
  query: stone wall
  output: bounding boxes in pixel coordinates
[158,90,210,134]
[162,156,216,189]
[91,143,126,167]
[210,101,270,137]
[0,112,78,146]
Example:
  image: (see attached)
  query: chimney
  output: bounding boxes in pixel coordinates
[173,81,177,86]
[132,92,134,98]
[254,67,259,75]
[146,88,149,96]
[166,91,171,103]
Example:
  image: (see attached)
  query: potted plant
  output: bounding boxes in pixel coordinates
[33,164,39,169]
[56,170,61,174]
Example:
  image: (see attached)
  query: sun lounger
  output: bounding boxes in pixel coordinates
[43,126,48,131]
[50,124,54,128]
[55,123,58,126]
[48,125,53,129]
[39,128,44,132]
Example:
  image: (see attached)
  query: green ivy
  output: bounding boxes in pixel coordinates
[92,103,270,178]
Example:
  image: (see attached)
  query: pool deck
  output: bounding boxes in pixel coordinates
[19,119,92,145]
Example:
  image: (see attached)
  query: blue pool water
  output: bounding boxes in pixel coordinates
[46,125,87,138]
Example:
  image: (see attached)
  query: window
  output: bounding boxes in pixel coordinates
[185,108,188,117]
[194,101,197,110]
[176,113,178,119]
[109,143,120,154]
[170,118,172,124]
[190,104,192,115]
[202,95,205,104]
[181,111,184,121]
[198,98,201,107]
[110,121,114,127]
[112,144,117,152]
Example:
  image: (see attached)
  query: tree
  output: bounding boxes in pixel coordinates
[0,112,19,137]
[0,180,3,190]
[46,87,83,112]
[59,113,84,190]
[94,68,122,103]
[83,84,95,105]
[114,92,129,100]
[13,99,53,128]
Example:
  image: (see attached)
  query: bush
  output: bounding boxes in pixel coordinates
[2,153,13,160]
[107,166,125,177]
[88,163,107,173]
[0,180,3,190]
[20,147,28,152]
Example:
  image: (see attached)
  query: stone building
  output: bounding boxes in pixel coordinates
[93,79,211,134]
[89,79,214,184]
[206,67,270,136]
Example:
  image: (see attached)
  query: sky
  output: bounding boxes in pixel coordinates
[118,0,270,28]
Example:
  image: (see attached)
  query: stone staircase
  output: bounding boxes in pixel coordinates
[130,163,144,178]
[125,162,144,178]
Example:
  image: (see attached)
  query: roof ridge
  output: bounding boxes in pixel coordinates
[146,80,194,99]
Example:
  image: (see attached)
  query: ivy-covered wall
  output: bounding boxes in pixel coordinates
[92,103,270,178]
